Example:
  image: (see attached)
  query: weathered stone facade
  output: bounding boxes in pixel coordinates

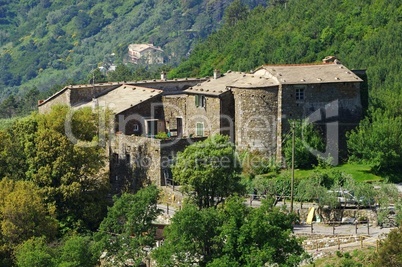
[280,82,362,160]
[38,59,366,192]
[116,95,164,136]
[38,83,120,113]
[232,86,279,157]
[184,92,233,137]
[109,134,206,192]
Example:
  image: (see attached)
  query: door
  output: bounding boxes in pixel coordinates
[176,117,183,138]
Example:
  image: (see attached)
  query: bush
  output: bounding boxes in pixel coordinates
[155,131,169,139]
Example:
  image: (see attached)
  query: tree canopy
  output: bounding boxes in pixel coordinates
[153,196,306,267]
[0,105,110,232]
[93,185,161,266]
[172,134,243,208]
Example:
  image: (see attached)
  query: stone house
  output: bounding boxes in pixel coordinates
[229,61,364,161]
[37,58,366,191]
[128,43,164,64]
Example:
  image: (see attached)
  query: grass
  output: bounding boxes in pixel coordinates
[293,163,383,183]
[304,248,377,267]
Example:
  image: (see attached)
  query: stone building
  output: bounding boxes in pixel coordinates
[128,43,164,64]
[230,62,364,161]
[37,58,366,191]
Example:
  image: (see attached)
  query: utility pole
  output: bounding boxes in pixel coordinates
[290,121,295,213]
[88,64,97,99]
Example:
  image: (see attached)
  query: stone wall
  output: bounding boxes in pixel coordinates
[128,79,206,93]
[281,82,362,160]
[69,84,118,106]
[38,89,70,113]
[116,95,164,135]
[281,82,362,122]
[232,86,279,157]
[162,95,187,137]
[38,79,203,114]
[184,94,223,137]
[109,134,206,192]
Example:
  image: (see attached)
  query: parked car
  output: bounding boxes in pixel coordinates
[328,189,376,208]
[327,189,358,206]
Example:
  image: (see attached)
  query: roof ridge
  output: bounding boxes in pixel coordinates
[263,62,333,67]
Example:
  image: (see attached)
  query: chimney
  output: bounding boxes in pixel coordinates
[213,69,221,79]
[161,71,167,81]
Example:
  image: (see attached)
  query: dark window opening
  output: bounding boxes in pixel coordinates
[195,95,206,108]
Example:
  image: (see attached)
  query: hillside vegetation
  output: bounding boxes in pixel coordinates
[0,0,266,105]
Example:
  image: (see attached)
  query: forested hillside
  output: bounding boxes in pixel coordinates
[0,0,266,110]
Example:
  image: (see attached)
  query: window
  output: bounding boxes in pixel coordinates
[295,86,305,100]
[133,124,139,131]
[146,120,158,137]
[196,122,204,137]
[195,95,206,108]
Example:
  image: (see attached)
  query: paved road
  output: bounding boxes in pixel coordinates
[293,222,394,237]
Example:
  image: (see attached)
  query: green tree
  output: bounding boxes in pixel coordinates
[376,226,402,267]
[107,63,133,82]
[343,177,376,208]
[0,106,110,232]
[173,134,243,209]
[152,204,221,267]
[347,109,402,177]
[0,95,18,118]
[224,0,249,26]
[25,106,109,231]
[375,183,399,226]
[57,235,97,267]
[296,176,328,209]
[215,198,304,266]
[14,237,55,267]
[0,116,37,181]
[283,120,325,169]
[93,185,161,266]
[252,173,291,205]
[153,196,306,267]
[0,179,58,248]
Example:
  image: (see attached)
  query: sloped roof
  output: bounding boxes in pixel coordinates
[254,63,362,84]
[128,43,163,53]
[228,73,279,89]
[184,71,279,96]
[76,84,163,114]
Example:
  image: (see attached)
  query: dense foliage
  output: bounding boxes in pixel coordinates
[0,0,266,115]
[153,196,306,267]
[172,134,243,208]
[93,185,161,266]
[0,105,109,233]
[283,120,325,169]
